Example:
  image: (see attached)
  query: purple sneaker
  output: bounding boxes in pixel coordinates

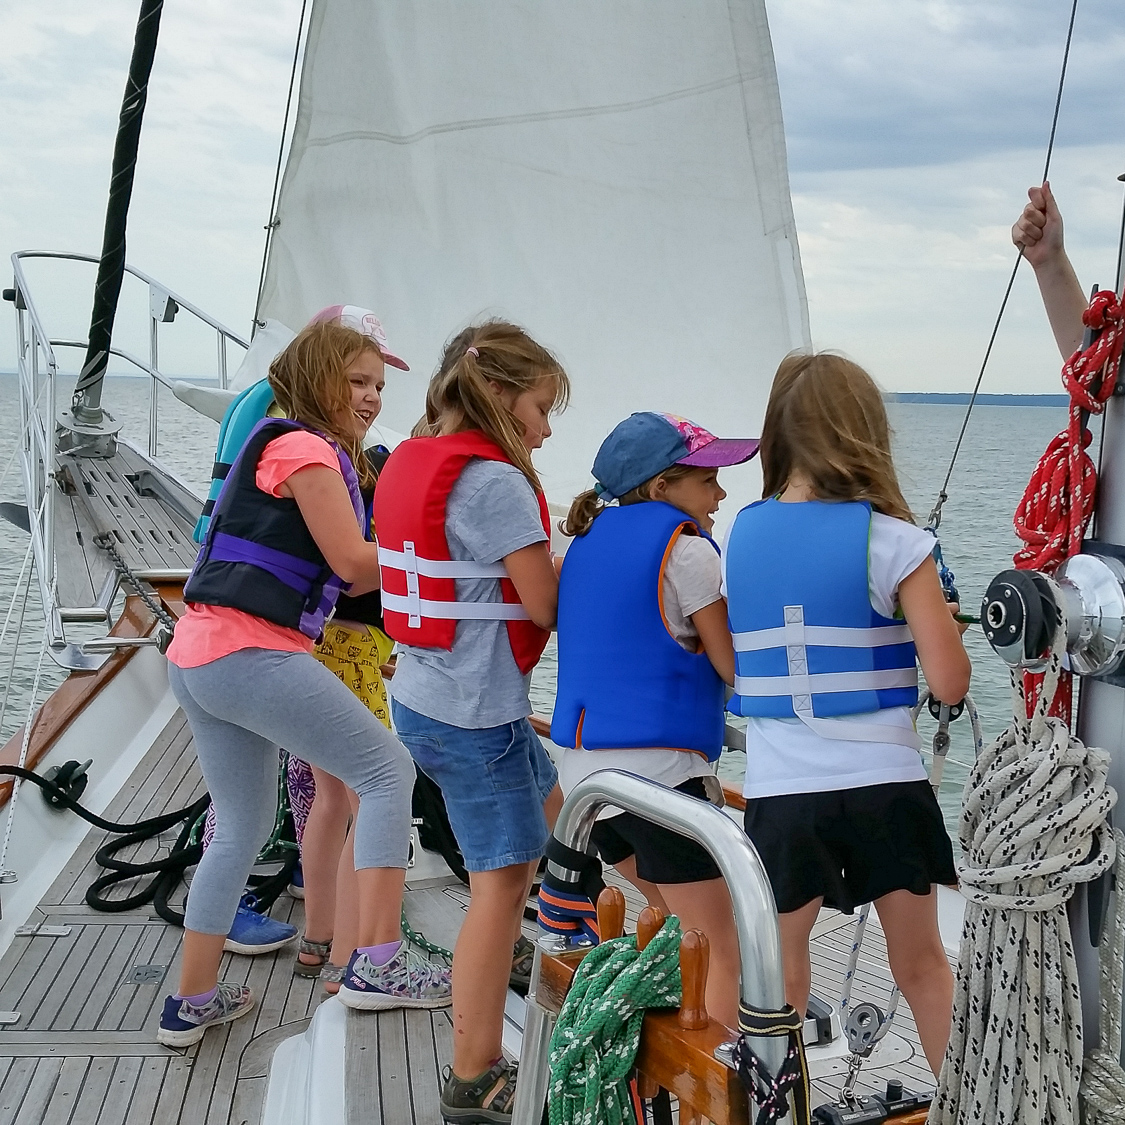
[157,982,254,1047]
[338,945,452,1011]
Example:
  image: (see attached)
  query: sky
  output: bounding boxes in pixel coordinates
[2,0,1125,394]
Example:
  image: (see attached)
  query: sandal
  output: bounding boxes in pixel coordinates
[440,1058,518,1124]
[294,937,332,978]
[320,964,346,994]
[509,936,535,994]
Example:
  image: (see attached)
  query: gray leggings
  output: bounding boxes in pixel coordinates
[169,648,414,936]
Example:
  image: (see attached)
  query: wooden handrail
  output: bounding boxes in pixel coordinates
[0,594,173,809]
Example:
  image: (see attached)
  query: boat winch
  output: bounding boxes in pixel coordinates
[980,550,1125,676]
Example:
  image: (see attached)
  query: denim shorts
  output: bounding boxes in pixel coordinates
[391,700,558,872]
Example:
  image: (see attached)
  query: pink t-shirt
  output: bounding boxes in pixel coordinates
[167,431,343,668]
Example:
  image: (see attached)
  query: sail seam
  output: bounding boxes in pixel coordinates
[302,74,748,149]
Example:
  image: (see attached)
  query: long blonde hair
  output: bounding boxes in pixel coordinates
[760,351,913,522]
[268,321,382,490]
[563,464,698,537]
[415,320,569,491]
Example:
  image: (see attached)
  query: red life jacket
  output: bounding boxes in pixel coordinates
[374,431,551,675]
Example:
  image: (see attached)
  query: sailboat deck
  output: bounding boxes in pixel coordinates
[0,711,943,1124]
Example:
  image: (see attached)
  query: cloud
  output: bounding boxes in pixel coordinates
[2,0,1122,397]
[769,0,1125,173]
[0,0,302,370]
[793,142,1125,392]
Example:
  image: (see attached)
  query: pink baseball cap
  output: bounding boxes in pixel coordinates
[592,412,759,501]
[308,305,410,371]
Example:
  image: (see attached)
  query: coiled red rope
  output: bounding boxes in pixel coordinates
[1013,290,1125,721]
[1014,290,1125,571]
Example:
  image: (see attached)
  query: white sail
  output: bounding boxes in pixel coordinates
[259,0,809,504]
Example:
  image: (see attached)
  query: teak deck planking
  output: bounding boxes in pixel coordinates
[0,710,943,1123]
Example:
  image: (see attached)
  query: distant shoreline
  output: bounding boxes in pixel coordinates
[884,392,1068,407]
[0,372,1071,406]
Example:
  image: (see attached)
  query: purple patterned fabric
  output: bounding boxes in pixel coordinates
[286,754,316,846]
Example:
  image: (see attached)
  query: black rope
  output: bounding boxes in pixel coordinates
[252,0,310,333]
[74,0,164,409]
[928,0,1081,525]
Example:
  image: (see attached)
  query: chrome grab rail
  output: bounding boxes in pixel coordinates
[7,250,248,654]
[512,768,787,1124]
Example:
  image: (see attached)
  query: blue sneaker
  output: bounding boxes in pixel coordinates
[224,900,298,955]
[287,864,304,900]
[157,982,254,1047]
[338,944,452,1010]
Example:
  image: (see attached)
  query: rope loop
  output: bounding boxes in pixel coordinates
[733,1002,811,1125]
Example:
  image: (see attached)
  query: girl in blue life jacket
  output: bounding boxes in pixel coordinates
[158,319,451,1049]
[724,352,970,1075]
[552,412,760,1031]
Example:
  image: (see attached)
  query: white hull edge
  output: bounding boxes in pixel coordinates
[0,645,176,957]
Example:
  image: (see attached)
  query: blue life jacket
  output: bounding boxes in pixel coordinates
[194,379,277,543]
[183,418,364,640]
[725,498,919,747]
[551,502,725,761]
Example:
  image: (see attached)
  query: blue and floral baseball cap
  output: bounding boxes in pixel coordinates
[591,412,759,501]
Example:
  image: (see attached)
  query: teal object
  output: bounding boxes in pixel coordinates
[193,379,277,543]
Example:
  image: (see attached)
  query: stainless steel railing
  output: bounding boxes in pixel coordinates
[7,250,248,647]
[512,768,787,1124]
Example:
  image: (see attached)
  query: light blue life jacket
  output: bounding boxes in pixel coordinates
[551,502,725,761]
[725,498,919,748]
[193,378,278,543]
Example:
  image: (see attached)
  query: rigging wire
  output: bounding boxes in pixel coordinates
[252,0,310,335]
[927,0,1081,528]
[0,554,34,741]
[0,626,49,877]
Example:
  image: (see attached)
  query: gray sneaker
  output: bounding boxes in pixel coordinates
[338,945,452,1010]
[157,982,255,1047]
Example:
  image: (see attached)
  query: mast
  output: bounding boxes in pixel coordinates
[64,0,164,448]
[1070,175,1125,1052]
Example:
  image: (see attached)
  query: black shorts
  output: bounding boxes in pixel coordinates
[589,777,723,885]
[742,780,957,915]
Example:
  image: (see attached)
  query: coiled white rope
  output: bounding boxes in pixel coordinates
[930,609,1117,1124]
[1080,826,1125,1123]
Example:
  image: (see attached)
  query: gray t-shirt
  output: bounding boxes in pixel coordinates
[389,458,548,729]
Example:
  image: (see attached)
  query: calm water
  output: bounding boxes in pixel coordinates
[0,374,1076,836]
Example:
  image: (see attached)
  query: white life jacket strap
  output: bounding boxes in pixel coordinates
[732,622,913,651]
[733,668,919,696]
[734,605,919,748]
[378,542,514,628]
[380,590,530,623]
[378,545,508,580]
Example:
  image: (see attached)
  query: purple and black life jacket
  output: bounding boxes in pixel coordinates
[183,418,364,640]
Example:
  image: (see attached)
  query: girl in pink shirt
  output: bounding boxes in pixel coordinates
[158,318,451,1048]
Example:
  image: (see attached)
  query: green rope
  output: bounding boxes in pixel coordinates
[401,908,453,962]
[548,917,683,1125]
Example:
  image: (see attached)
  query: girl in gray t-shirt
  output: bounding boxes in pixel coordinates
[382,319,569,1122]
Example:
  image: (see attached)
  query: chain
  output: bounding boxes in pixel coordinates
[92,532,177,635]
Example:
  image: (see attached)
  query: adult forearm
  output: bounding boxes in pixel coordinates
[1032,254,1087,360]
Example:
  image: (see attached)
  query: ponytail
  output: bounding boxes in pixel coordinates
[562,489,605,537]
[421,320,569,491]
[561,464,700,537]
